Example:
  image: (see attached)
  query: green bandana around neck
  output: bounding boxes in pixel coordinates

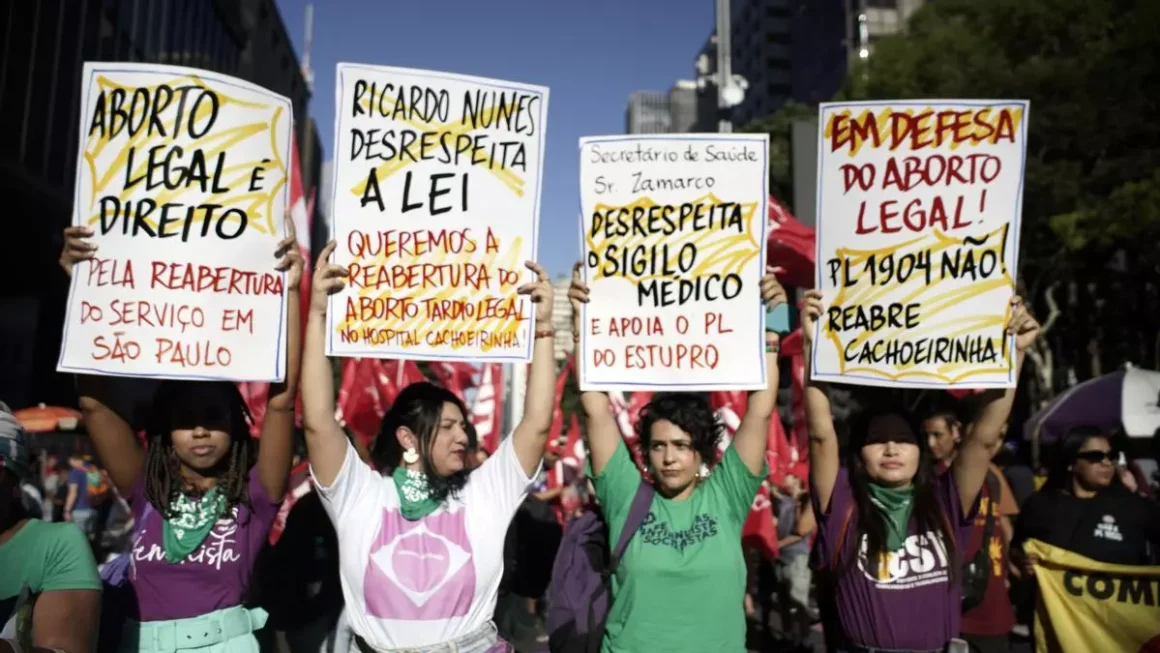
[392,466,441,521]
[866,482,915,552]
[162,486,228,563]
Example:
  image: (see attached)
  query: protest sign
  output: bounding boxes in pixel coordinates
[812,100,1029,389]
[328,63,548,362]
[578,134,769,391]
[57,63,293,381]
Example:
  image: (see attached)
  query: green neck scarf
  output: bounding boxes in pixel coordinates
[866,482,914,552]
[162,486,228,563]
[393,466,441,521]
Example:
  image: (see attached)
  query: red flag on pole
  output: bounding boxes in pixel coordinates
[766,195,815,289]
[237,130,312,437]
[470,363,504,455]
[335,359,427,446]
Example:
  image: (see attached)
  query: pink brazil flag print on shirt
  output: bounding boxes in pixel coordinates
[365,509,475,620]
[313,435,537,648]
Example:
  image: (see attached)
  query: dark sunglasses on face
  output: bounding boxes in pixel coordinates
[1075,450,1116,464]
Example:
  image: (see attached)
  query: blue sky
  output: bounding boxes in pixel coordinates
[276,0,714,278]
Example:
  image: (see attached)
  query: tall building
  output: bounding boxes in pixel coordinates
[625,91,671,134]
[668,80,698,133]
[551,276,574,361]
[725,0,848,128]
[0,0,320,409]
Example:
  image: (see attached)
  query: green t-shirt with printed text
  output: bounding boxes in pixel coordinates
[594,444,765,653]
[0,519,101,644]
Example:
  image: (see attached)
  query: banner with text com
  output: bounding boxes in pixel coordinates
[812,100,1029,389]
[1024,539,1160,653]
[328,63,548,362]
[578,134,769,392]
[58,62,293,382]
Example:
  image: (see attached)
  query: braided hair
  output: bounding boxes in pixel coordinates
[143,381,255,518]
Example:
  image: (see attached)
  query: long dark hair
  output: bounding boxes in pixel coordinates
[636,393,722,465]
[371,382,471,503]
[1045,425,1109,492]
[144,381,255,517]
[842,405,958,583]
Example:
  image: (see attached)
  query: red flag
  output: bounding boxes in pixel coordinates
[470,363,504,454]
[780,330,809,461]
[743,483,779,560]
[766,195,815,289]
[608,391,651,469]
[335,359,426,446]
[430,362,478,403]
[238,132,313,437]
[710,390,783,561]
[546,357,575,460]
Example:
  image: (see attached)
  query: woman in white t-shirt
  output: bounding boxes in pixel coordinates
[301,242,559,652]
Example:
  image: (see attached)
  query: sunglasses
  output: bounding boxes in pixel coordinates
[1075,450,1116,464]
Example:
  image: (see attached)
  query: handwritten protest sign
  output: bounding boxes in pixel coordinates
[812,100,1029,389]
[328,64,548,362]
[578,135,769,391]
[57,63,293,381]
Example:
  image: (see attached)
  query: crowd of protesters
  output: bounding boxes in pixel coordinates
[2,228,1159,653]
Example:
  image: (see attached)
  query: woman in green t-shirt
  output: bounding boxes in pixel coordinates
[568,264,786,653]
[0,403,101,653]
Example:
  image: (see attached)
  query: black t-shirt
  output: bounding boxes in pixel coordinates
[1014,485,1160,565]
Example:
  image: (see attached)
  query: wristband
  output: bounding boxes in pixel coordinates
[535,328,556,339]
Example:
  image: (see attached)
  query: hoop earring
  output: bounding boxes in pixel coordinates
[403,448,420,465]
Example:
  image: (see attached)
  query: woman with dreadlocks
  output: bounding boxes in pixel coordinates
[301,241,558,652]
[59,217,304,652]
[800,289,1040,653]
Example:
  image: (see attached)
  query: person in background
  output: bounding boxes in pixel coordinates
[923,407,962,472]
[40,458,63,523]
[63,454,97,540]
[993,442,1036,510]
[0,402,101,653]
[774,473,815,652]
[955,421,1020,653]
[801,290,1039,652]
[61,218,304,652]
[1013,425,1160,570]
[570,263,787,653]
[49,463,70,523]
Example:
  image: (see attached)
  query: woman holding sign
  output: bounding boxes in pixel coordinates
[60,219,304,653]
[799,289,1039,653]
[568,262,787,653]
[301,242,558,652]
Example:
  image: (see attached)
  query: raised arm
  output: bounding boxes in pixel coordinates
[801,290,840,512]
[568,262,620,476]
[28,589,100,653]
[953,296,1039,514]
[301,241,352,487]
[60,225,144,496]
[510,262,558,476]
[255,215,305,499]
[732,268,788,475]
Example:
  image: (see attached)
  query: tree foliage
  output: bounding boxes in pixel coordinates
[809,0,1160,402]
[742,100,815,211]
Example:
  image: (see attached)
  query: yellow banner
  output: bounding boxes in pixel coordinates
[1024,539,1160,652]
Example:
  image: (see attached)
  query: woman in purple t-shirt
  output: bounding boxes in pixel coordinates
[799,290,1040,653]
[61,219,304,652]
